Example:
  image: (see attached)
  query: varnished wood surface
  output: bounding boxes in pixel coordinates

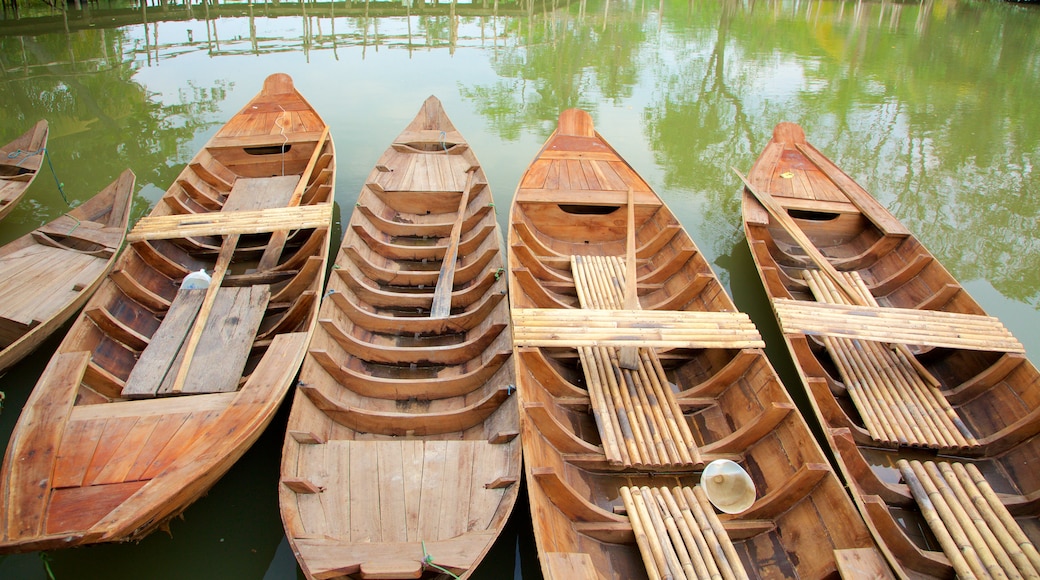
[0,120,48,222]
[509,109,886,579]
[0,73,334,553]
[279,96,520,580]
[0,169,134,374]
[742,121,1040,579]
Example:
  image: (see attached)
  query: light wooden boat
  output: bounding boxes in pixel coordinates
[279,96,520,580]
[742,122,1040,579]
[0,73,334,553]
[508,109,888,579]
[0,120,48,222]
[0,169,135,375]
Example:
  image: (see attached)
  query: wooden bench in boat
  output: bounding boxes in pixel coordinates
[121,285,270,398]
[127,204,332,242]
[512,255,762,469]
[898,459,1040,579]
[784,270,980,449]
[620,484,748,580]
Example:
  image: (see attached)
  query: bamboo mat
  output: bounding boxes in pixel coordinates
[569,255,702,468]
[801,270,978,449]
[898,459,1040,579]
[620,485,749,580]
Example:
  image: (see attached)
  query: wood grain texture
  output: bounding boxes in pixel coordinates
[742,121,1040,579]
[280,96,519,580]
[509,110,886,579]
[0,73,332,554]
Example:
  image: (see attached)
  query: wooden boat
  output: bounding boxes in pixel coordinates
[279,96,520,579]
[0,73,334,553]
[0,120,49,222]
[741,122,1040,579]
[0,169,135,375]
[508,109,888,579]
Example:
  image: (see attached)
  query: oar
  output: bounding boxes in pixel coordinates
[734,167,941,387]
[619,187,640,370]
[257,125,330,271]
[430,168,477,319]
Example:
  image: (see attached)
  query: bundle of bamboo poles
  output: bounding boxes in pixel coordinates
[571,255,701,468]
[620,485,749,580]
[802,269,977,449]
[898,459,1040,579]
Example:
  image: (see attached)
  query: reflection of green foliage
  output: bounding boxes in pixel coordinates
[0,27,230,224]
[642,0,1040,305]
[461,0,645,140]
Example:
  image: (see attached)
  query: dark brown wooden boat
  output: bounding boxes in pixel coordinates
[0,120,48,222]
[0,73,334,553]
[0,169,135,374]
[508,109,889,579]
[742,121,1040,579]
[279,96,520,580]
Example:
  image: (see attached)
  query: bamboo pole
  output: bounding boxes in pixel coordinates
[639,350,697,465]
[899,459,988,579]
[598,345,650,465]
[659,486,721,580]
[937,462,1034,579]
[578,346,627,465]
[921,461,1013,579]
[689,486,747,580]
[648,487,698,579]
[621,487,664,580]
[735,168,943,387]
[963,463,1040,573]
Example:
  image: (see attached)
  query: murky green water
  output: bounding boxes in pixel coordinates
[1,0,1038,577]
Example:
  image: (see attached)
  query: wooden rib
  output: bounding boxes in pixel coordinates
[269,256,323,304]
[257,291,317,341]
[529,467,628,524]
[319,318,507,366]
[523,402,604,456]
[334,265,500,311]
[84,308,149,351]
[299,383,511,435]
[308,348,510,400]
[355,199,493,238]
[110,270,171,312]
[700,402,794,456]
[329,288,506,336]
[130,241,191,280]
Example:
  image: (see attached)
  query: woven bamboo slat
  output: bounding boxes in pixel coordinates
[620,485,749,580]
[801,270,978,449]
[128,204,332,241]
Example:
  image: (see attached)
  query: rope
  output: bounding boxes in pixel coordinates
[421,540,461,579]
[275,105,289,176]
[439,131,448,153]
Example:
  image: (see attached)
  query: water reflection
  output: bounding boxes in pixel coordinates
[0,0,1038,577]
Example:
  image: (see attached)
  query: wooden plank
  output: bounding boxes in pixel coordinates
[793,142,911,236]
[122,289,206,398]
[773,299,1024,353]
[164,285,270,395]
[127,204,332,241]
[349,441,382,543]
[430,170,477,318]
[221,175,300,212]
[377,441,408,543]
[2,351,89,541]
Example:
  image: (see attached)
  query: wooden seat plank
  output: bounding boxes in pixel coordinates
[774,299,1023,353]
[127,204,332,241]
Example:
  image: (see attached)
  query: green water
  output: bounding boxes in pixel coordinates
[1,0,1038,577]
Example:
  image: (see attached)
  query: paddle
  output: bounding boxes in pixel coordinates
[619,187,640,370]
[733,167,941,387]
[430,168,478,319]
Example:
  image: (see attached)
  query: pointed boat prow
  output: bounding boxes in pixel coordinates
[557,108,597,137]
